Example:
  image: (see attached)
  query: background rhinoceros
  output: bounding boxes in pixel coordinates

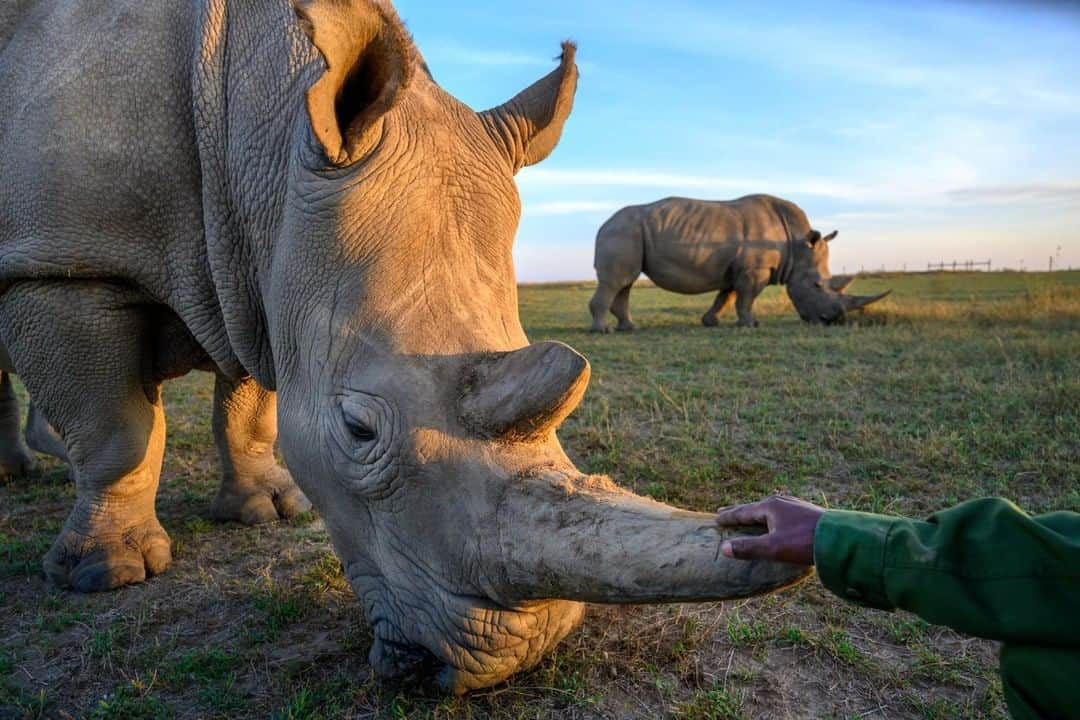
[0,0,807,693]
[589,195,890,331]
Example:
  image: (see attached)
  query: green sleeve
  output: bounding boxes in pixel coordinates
[813,498,1080,647]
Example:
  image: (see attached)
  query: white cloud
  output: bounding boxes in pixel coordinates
[521,169,1080,212]
[422,43,599,73]
[523,201,621,217]
[518,168,872,201]
[423,43,554,68]
[946,182,1080,205]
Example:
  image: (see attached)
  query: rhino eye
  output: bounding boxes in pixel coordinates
[344,415,377,443]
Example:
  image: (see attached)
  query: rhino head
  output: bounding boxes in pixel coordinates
[785,231,890,324]
[268,0,809,693]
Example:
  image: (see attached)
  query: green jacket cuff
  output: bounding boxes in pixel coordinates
[814,510,898,611]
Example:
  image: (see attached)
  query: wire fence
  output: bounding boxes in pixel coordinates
[835,259,1075,274]
[927,260,993,272]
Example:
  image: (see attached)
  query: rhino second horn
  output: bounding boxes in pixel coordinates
[460,342,590,441]
[828,275,856,294]
[842,290,891,312]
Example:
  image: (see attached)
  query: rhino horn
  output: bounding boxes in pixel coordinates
[496,473,812,604]
[293,0,417,165]
[829,275,856,294]
[460,342,589,441]
[480,42,579,173]
[842,290,891,312]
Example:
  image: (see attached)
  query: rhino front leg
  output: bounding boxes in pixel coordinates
[0,371,35,478]
[0,282,172,592]
[734,270,770,328]
[25,402,69,464]
[209,374,310,525]
[701,290,734,327]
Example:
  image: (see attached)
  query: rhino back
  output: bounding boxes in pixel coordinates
[634,195,809,293]
[0,0,299,377]
[0,0,206,290]
[0,0,37,49]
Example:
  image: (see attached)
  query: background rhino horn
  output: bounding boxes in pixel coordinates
[828,275,856,294]
[479,42,579,173]
[460,342,590,441]
[843,290,891,312]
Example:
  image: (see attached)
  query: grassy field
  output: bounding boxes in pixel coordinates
[2,271,1077,719]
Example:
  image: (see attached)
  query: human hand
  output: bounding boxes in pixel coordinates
[715,495,825,565]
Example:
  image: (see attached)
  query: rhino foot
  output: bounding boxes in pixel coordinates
[0,444,35,479]
[588,325,612,334]
[736,319,760,329]
[615,322,636,333]
[211,466,312,525]
[701,315,720,328]
[44,515,172,592]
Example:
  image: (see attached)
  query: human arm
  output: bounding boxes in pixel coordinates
[716,496,1080,647]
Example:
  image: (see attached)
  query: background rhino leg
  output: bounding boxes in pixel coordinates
[0,371,34,478]
[209,374,310,525]
[0,282,172,592]
[610,285,636,332]
[588,283,618,333]
[591,222,643,333]
[25,402,69,464]
[734,269,770,328]
[701,290,734,327]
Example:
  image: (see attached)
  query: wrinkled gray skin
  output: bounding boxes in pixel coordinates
[0,0,809,693]
[589,195,890,331]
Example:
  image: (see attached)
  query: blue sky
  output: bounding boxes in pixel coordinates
[395,0,1080,281]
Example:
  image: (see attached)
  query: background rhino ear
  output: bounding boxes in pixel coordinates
[479,42,579,173]
[823,230,839,242]
[293,0,416,165]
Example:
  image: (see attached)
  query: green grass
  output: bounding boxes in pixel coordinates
[673,683,747,720]
[86,680,171,720]
[1,271,1076,718]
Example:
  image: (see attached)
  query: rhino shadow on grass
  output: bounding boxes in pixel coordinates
[0,0,808,693]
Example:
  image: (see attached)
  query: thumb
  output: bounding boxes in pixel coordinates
[721,535,772,560]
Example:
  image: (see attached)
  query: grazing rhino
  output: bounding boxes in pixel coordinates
[589,195,890,331]
[0,0,808,693]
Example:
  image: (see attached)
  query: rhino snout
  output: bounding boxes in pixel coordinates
[347,557,585,695]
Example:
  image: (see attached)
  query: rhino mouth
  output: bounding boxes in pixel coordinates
[348,562,586,694]
[821,312,845,325]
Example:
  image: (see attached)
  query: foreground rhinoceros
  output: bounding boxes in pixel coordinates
[589,195,890,331]
[0,0,808,693]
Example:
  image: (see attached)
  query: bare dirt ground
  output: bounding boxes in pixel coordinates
[2,271,1077,719]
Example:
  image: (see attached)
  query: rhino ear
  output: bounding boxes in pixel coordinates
[823,230,839,242]
[293,0,416,165]
[479,42,579,173]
